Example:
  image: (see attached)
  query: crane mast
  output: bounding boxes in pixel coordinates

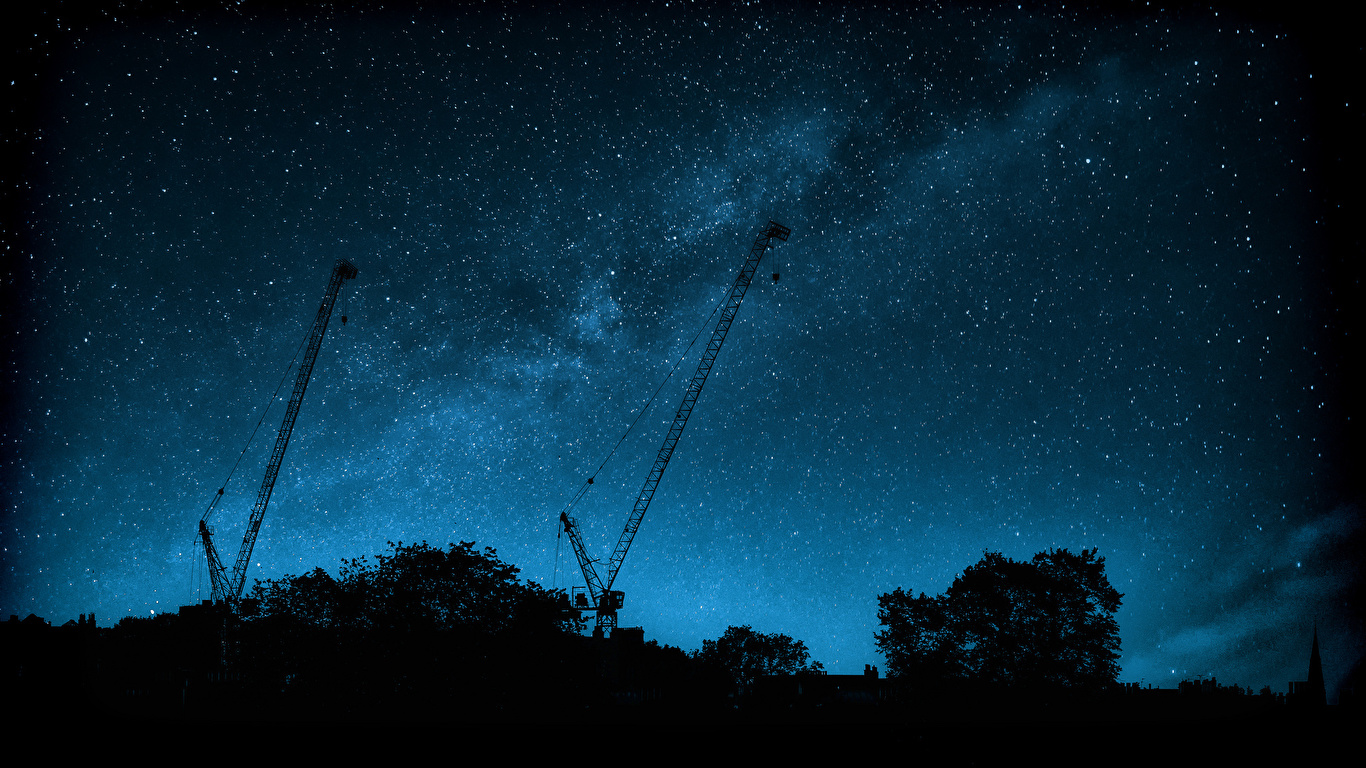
[199,258,358,606]
[561,221,790,634]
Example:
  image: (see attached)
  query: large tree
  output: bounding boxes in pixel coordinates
[694,624,824,689]
[876,548,1122,691]
[240,541,586,714]
[248,540,577,636]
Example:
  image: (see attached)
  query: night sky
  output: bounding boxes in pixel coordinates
[4,2,1362,698]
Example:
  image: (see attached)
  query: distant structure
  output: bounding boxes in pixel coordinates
[1288,626,1327,707]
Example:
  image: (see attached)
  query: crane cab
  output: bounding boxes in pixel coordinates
[569,587,624,611]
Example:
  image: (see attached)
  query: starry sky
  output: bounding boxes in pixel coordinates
[4,1,1362,697]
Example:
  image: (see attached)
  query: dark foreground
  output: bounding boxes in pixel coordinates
[4,609,1355,740]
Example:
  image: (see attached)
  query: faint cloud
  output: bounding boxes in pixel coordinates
[1125,505,1364,695]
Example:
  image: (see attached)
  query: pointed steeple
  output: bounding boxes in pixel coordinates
[1306,625,1326,706]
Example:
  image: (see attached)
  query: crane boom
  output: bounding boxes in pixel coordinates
[199,258,357,605]
[562,221,790,633]
[606,221,789,588]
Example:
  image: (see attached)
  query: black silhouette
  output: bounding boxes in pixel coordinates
[1288,627,1328,707]
[247,540,572,635]
[694,624,825,691]
[876,548,1122,692]
[11,541,1352,728]
[233,540,586,717]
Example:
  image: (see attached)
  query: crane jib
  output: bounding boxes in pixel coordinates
[200,259,357,607]
[561,221,790,634]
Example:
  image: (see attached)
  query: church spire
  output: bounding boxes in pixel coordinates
[1306,625,1326,706]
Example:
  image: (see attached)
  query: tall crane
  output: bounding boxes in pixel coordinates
[560,221,790,636]
[198,258,358,607]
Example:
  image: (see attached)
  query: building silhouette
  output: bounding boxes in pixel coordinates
[1288,626,1327,707]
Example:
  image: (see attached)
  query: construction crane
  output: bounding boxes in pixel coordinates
[198,258,358,607]
[560,221,791,636]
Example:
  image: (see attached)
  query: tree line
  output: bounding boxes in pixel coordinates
[7,542,1122,719]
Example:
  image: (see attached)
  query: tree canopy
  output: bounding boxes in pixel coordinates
[247,540,578,637]
[236,541,586,715]
[876,548,1122,691]
[694,624,824,689]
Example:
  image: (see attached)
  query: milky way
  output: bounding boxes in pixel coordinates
[4,2,1361,696]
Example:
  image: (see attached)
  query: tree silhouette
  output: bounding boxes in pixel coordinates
[694,624,824,690]
[876,548,1121,691]
[249,541,577,636]
[241,541,585,715]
